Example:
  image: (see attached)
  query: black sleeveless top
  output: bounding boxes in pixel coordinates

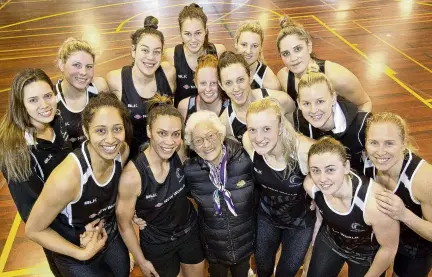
[121,65,173,158]
[27,113,72,178]
[173,43,217,107]
[55,80,98,149]
[133,152,197,244]
[364,150,431,258]
[313,171,379,265]
[228,89,269,141]
[250,61,268,89]
[253,152,315,228]
[185,95,229,122]
[287,59,325,102]
[61,142,122,243]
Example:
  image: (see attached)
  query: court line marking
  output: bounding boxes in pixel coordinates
[0,214,21,273]
[116,1,283,32]
[0,53,130,93]
[0,2,420,35]
[0,0,12,11]
[0,266,51,277]
[312,15,432,109]
[353,20,432,74]
[0,0,149,30]
[320,0,337,11]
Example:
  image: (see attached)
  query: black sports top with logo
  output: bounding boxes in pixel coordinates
[228,88,269,141]
[133,152,197,245]
[55,80,98,149]
[121,65,173,158]
[60,142,122,244]
[313,171,379,265]
[364,150,431,258]
[185,95,229,122]
[287,59,325,103]
[252,152,315,228]
[250,61,268,89]
[173,43,217,107]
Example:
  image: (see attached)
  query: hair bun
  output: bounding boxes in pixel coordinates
[280,15,295,28]
[189,3,202,9]
[146,94,173,114]
[144,16,159,30]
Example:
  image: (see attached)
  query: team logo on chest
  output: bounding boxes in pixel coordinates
[351,222,366,232]
[134,114,147,120]
[178,74,187,79]
[128,104,138,108]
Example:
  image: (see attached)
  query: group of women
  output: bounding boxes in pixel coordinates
[0,2,430,277]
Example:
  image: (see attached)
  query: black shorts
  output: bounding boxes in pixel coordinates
[393,251,432,277]
[142,228,205,277]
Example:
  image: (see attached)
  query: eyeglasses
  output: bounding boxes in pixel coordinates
[192,132,219,147]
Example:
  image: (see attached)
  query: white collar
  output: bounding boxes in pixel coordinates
[332,102,347,134]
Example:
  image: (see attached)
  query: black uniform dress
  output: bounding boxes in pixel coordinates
[253,151,315,277]
[364,150,432,277]
[121,65,173,158]
[287,59,325,103]
[5,112,72,277]
[173,43,217,107]
[308,171,382,277]
[53,143,129,277]
[184,95,229,122]
[250,61,268,89]
[294,96,371,172]
[55,80,98,149]
[133,151,203,277]
[227,88,269,141]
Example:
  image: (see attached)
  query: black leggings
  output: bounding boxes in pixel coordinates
[307,231,385,277]
[53,233,130,277]
[208,257,250,277]
[254,214,314,277]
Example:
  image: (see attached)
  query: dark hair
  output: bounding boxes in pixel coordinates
[131,16,165,50]
[217,51,250,81]
[0,68,55,182]
[178,3,210,51]
[146,94,183,130]
[82,92,132,145]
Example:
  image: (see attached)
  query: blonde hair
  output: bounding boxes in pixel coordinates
[57,37,95,67]
[308,137,348,165]
[277,16,315,59]
[235,21,266,63]
[184,110,226,150]
[366,112,417,152]
[298,72,335,100]
[247,97,298,178]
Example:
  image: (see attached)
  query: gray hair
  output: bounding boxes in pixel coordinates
[184,110,226,150]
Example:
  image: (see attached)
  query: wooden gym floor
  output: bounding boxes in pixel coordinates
[0,0,431,276]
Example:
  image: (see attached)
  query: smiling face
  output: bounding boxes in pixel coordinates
[196,67,219,104]
[298,82,336,131]
[60,50,94,90]
[219,63,251,106]
[279,34,312,75]
[147,115,182,160]
[85,106,126,161]
[366,122,406,172]
[23,81,57,130]
[181,18,206,54]
[235,31,262,66]
[309,152,350,195]
[192,121,223,164]
[132,34,162,76]
[246,108,280,155]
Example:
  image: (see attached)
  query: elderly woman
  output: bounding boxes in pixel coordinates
[183,110,256,277]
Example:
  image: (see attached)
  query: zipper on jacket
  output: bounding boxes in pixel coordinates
[223,194,236,262]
